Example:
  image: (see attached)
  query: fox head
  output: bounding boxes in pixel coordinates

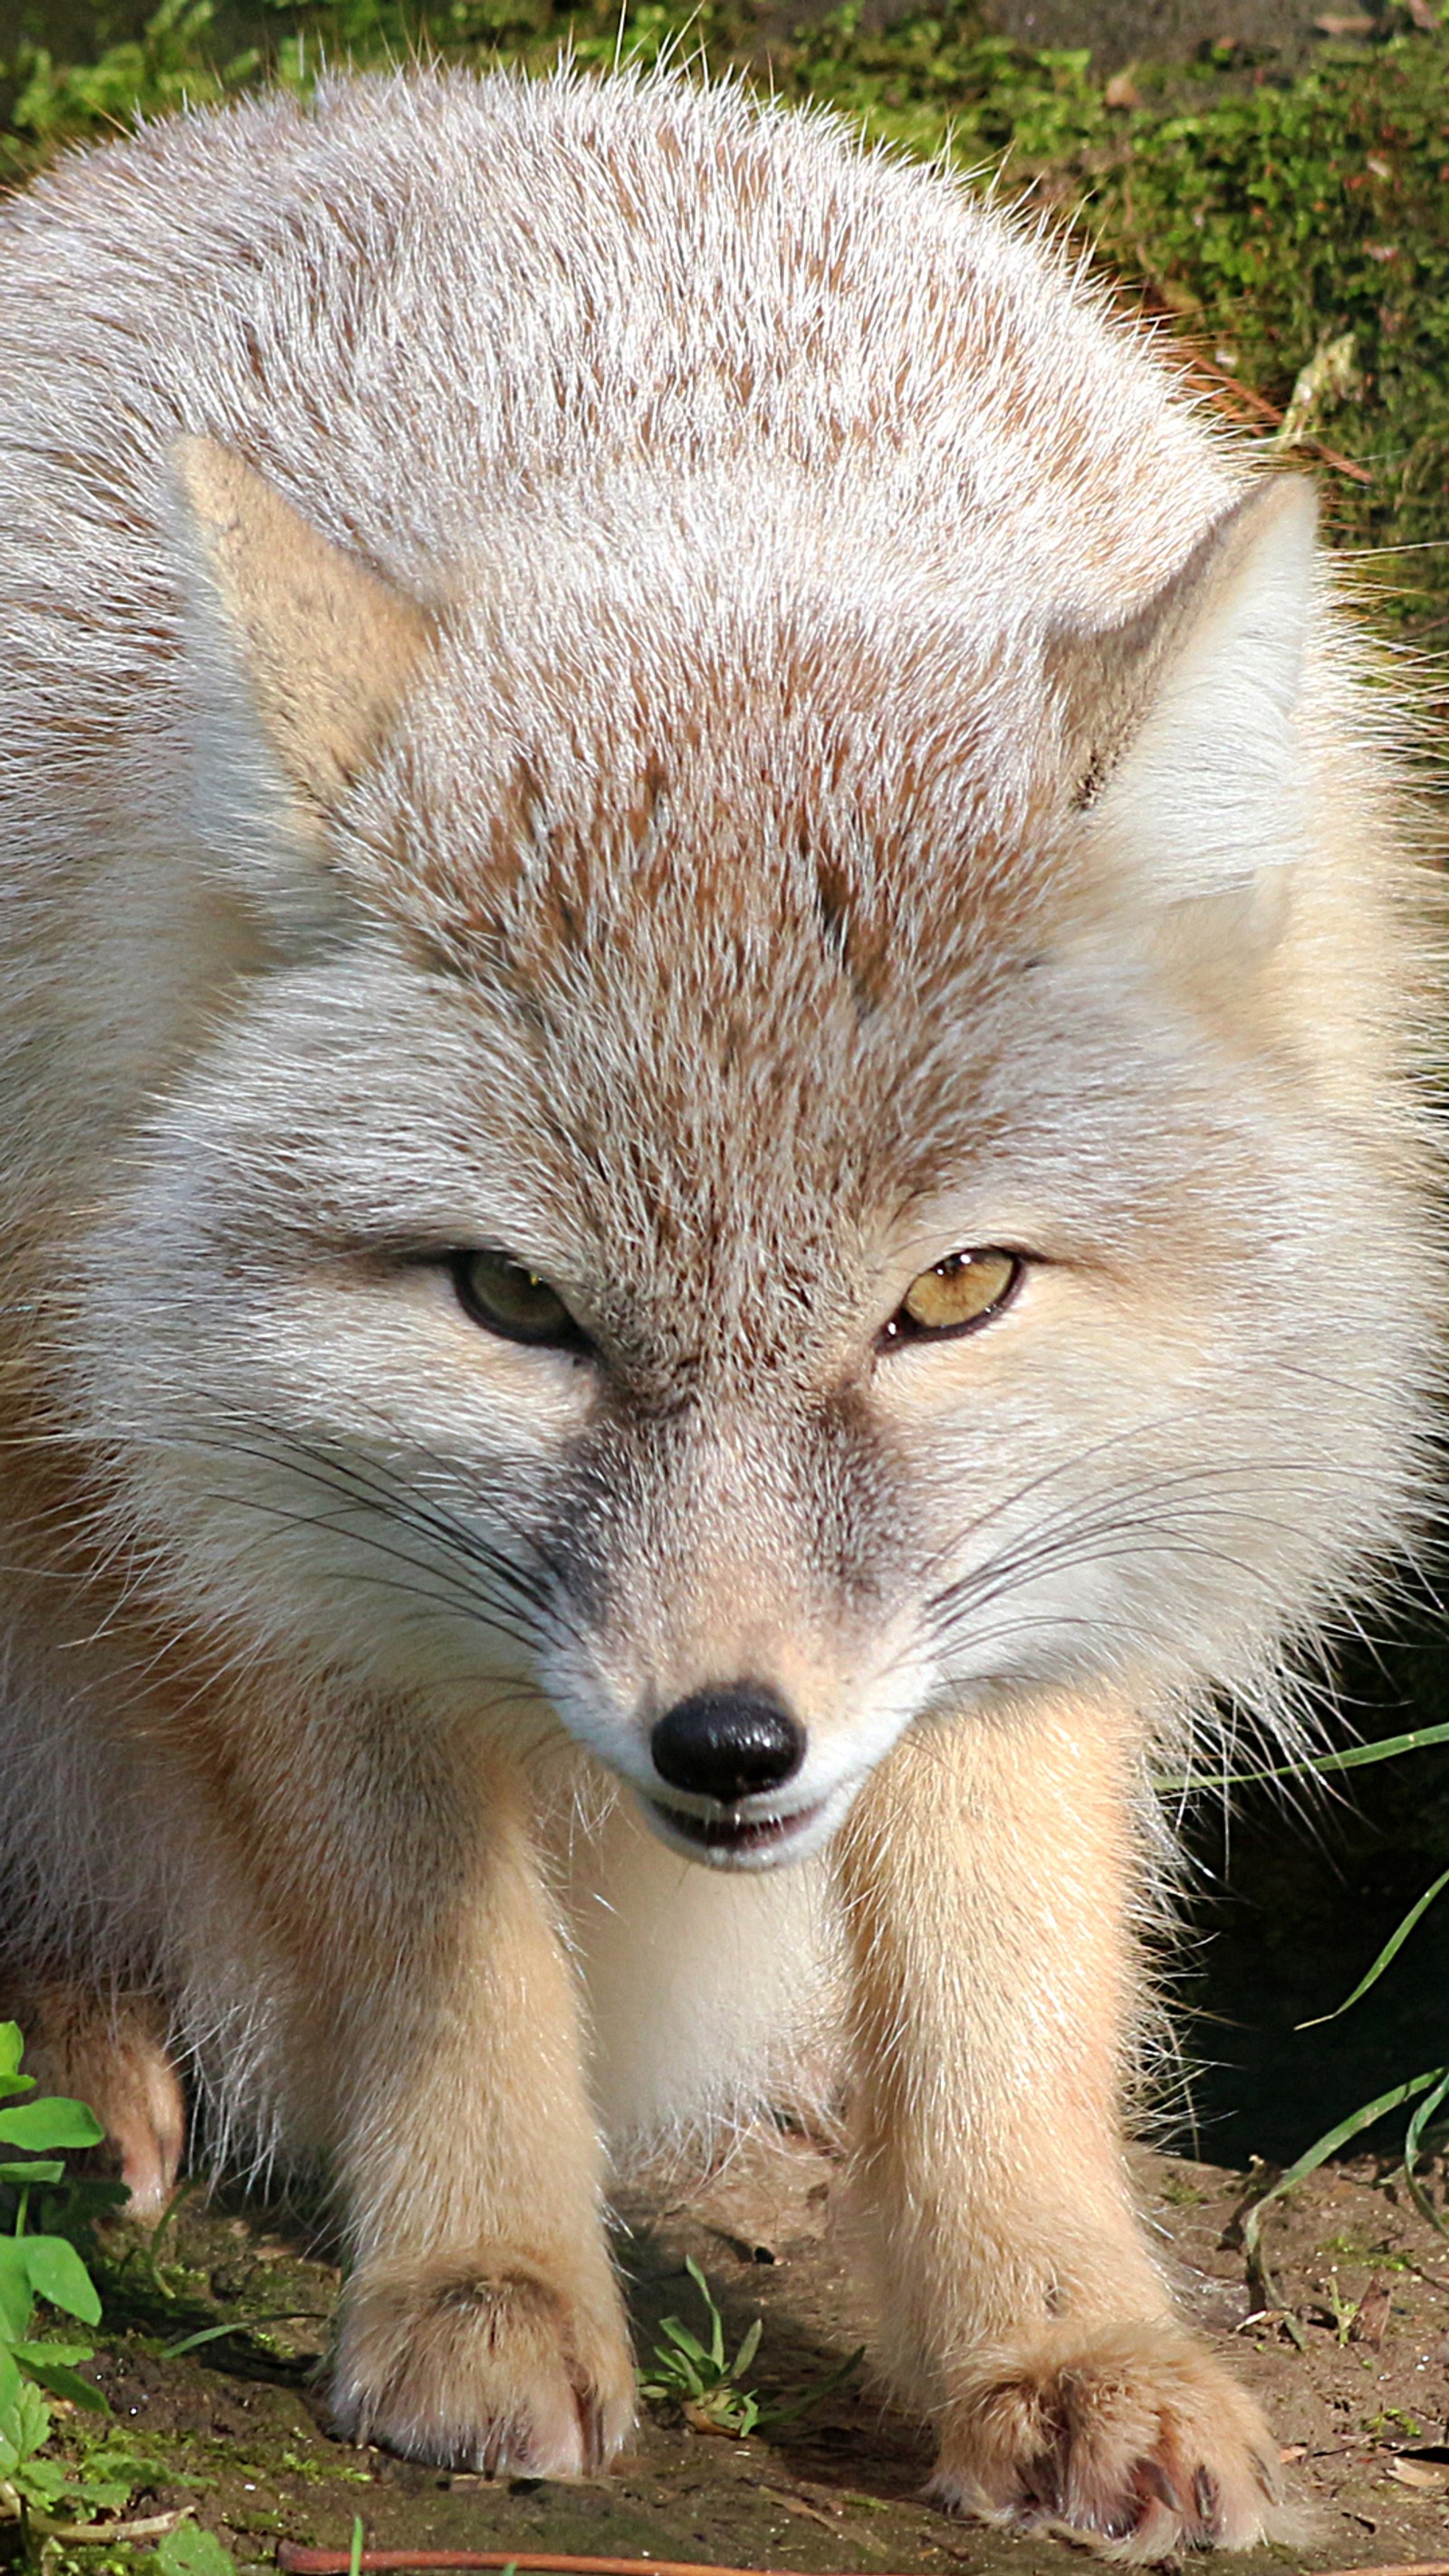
[72,435,1433,1867]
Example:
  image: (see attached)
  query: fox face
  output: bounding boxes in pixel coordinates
[68,443,1430,1871]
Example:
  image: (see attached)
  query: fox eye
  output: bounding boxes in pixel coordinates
[882,1248,1022,1347]
[453,1249,587,1351]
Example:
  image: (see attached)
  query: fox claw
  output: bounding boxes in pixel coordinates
[929,2320,1303,2561]
[331,2245,635,2477]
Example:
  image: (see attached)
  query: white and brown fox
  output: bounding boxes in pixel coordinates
[0,61,1441,2556]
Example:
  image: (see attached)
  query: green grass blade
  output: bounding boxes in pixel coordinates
[760,2343,868,2427]
[1297,1866,1449,2027]
[161,2306,328,2358]
[1156,1719,1449,1794]
[146,2177,202,2275]
[1403,2065,1449,2235]
[1244,2066,1448,2309]
[648,2327,707,2399]
[685,2256,724,2373]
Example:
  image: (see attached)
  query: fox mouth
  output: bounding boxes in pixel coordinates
[641,1794,826,1863]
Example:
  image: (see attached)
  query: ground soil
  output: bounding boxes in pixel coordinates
[28,2126,1449,2576]
[974,0,1396,72]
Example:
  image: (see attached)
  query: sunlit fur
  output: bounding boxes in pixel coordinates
[0,65,1442,2552]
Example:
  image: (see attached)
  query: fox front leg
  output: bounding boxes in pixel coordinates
[212,1706,633,2475]
[833,1707,1294,2561]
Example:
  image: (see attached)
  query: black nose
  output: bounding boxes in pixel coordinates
[650,1684,806,1803]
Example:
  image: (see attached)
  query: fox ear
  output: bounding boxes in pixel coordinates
[1048,478,1318,956]
[171,437,433,932]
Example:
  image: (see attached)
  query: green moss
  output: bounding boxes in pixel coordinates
[1,0,259,157]
[2,0,1447,629]
[1317,2231,1419,2270]
[1158,2171,1207,2205]
[1088,46,1449,616]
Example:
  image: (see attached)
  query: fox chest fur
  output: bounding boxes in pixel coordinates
[0,64,1440,2554]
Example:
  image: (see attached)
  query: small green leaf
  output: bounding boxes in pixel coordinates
[158,2522,237,2576]
[0,2343,20,2422]
[11,2376,53,2455]
[732,2316,763,2379]
[0,2095,105,2150]
[24,2231,103,2323]
[71,2473,138,2512]
[16,2352,108,2411]
[14,2451,69,2504]
[0,2235,34,2339]
[0,2159,64,2187]
[0,2024,35,2102]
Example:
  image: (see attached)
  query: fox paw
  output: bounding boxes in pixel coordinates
[929,2321,1298,2560]
[13,1982,183,2216]
[331,2246,636,2476]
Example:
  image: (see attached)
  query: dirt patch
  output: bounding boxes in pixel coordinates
[18,2129,1449,2576]
[976,0,1391,73]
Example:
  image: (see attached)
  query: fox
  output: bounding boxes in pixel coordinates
[0,58,1441,2558]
